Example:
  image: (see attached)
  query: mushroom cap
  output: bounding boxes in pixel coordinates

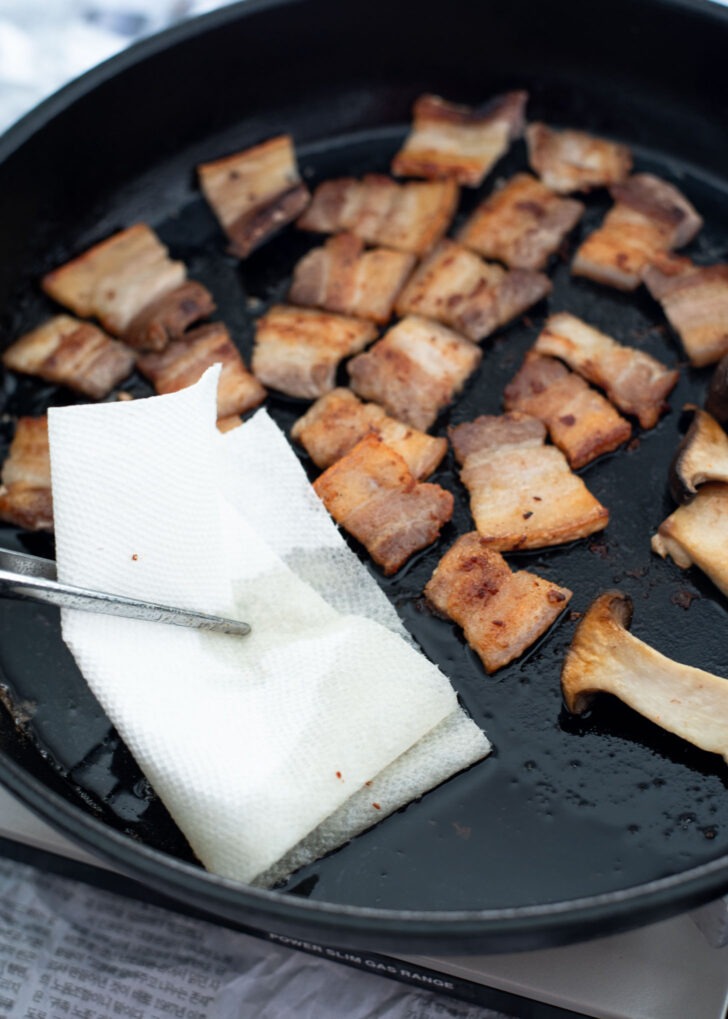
[668,406,728,504]
[561,590,633,714]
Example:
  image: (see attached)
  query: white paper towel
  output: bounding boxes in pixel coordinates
[48,368,489,885]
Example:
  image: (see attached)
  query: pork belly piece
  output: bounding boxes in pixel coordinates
[425,531,571,673]
[652,483,728,598]
[290,387,447,478]
[503,351,631,468]
[252,304,376,400]
[42,224,215,351]
[572,174,703,291]
[525,123,633,194]
[643,256,728,368]
[394,240,551,342]
[451,413,609,550]
[2,314,134,400]
[448,410,547,464]
[297,174,459,256]
[347,314,482,431]
[457,173,584,270]
[289,232,416,324]
[198,134,310,258]
[137,322,265,419]
[534,312,679,429]
[562,591,728,761]
[313,434,453,575]
[0,416,53,531]
[392,91,528,187]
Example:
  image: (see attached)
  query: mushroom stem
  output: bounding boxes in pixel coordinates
[561,591,728,762]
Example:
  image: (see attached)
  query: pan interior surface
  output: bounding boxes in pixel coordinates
[0,0,727,949]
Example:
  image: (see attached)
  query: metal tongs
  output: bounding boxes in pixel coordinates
[0,548,251,636]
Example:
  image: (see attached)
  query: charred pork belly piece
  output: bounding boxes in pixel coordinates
[2,314,134,400]
[394,240,551,342]
[42,224,215,351]
[290,387,447,478]
[198,134,310,258]
[457,173,584,271]
[652,483,728,598]
[137,322,265,419]
[347,314,482,431]
[562,591,728,762]
[252,304,376,400]
[572,173,703,291]
[450,412,609,550]
[669,408,728,504]
[0,416,53,531]
[392,91,527,187]
[313,434,453,575]
[503,351,631,468]
[289,232,416,324]
[425,531,572,673]
[643,255,728,368]
[525,123,633,194]
[297,174,459,256]
[534,312,679,429]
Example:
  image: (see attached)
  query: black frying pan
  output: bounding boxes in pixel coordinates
[0,0,727,956]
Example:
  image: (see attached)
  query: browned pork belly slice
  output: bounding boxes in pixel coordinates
[561,591,728,762]
[652,483,728,598]
[290,387,447,478]
[297,174,459,256]
[252,304,376,400]
[394,239,551,342]
[451,413,609,550]
[503,351,632,468]
[425,531,572,673]
[643,256,728,368]
[534,312,679,429]
[198,134,310,258]
[289,232,416,324]
[448,410,546,464]
[137,322,266,419]
[42,224,215,350]
[2,314,135,400]
[313,434,454,575]
[0,416,53,531]
[525,123,633,194]
[457,173,584,270]
[392,91,528,187]
[347,314,482,431]
[572,174,703,290]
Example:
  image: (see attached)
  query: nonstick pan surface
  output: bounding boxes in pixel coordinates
[0,0,727,955]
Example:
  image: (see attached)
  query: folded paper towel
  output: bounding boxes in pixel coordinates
[48,367,489,886]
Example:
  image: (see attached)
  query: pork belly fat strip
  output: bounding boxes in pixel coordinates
[41,224,215,351]
[297,174,459,256]
[2,314,135,400]
[252,304,377,400]
[525,123,633,194]
[394,239,551,343]
[198,134,311,259]
[289,232,417,325]
[290,388,447,478]
[347,314,482,432]
[0,416,53,532]
[643,256,728,368]
[572,173,703,291]
[534,312,679,429]
[562,591,728,762]
[456,173,584,271]
[450,412,609,550]
[652,483,728,599]
[313,434,454,575]
[392,91,528,187]
[136,322,266,419]
[504,351,631,469]
[426,531,572,673]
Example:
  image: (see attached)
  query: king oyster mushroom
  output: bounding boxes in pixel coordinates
[669,407,728,504]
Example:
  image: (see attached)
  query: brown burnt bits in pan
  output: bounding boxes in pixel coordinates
[1,119,728,915]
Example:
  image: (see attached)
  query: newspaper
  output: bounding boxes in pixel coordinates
[0,856,508,1019]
